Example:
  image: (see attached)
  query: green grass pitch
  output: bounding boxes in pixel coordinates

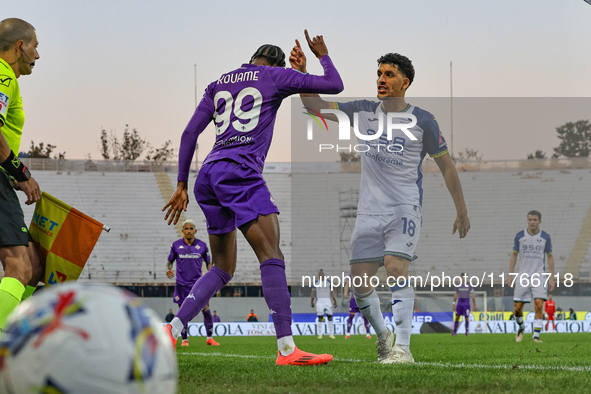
[175,333,591,393]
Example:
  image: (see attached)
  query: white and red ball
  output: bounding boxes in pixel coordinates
[0,283,177,393]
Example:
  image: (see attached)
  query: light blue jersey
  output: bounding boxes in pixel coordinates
[513,229,553,276]
[335,100,448,214]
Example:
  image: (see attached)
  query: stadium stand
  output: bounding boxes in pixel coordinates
[5,160,591,288]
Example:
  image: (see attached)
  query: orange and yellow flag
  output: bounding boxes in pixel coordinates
[29,192,105,286]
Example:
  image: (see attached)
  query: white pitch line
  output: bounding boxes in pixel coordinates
[179,352,591,372]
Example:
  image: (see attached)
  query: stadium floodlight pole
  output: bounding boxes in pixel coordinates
[450,61,454,159]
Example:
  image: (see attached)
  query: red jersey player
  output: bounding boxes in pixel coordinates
[544,294,556,330]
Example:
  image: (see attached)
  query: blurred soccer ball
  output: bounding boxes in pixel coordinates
[0,283,177,393]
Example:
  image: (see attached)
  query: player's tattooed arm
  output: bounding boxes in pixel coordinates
[166,261,174,279]
[433,153,470,238]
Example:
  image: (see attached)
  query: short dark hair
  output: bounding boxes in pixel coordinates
[527,210,542,220]
[377,53,415,86]
[0,18,36,52]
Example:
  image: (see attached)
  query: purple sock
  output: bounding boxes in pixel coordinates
[202,309,213,337]
[260,258,292,339]
[453,320,459,334]
[346,313,354,334]
[364,316,370,334]
[181,326,188,340]
[465,317,469,335]
[176,266,232,326]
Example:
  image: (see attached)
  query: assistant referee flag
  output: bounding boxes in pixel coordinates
[29,192,104,286]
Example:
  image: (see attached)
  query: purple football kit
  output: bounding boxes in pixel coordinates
[453,282,473,335]
[173,55,343,343]
[455,283,473,316]
[168,238,213,339]
[348,295,371,336]
[168,238,210,303]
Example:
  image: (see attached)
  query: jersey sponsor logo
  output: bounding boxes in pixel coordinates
[186,294,195,300]
[0,75,11,87]
[179,245,185,249]
[178,253,201,259]
[364,151,403,165]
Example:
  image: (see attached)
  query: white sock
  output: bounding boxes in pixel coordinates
[328,320,334,335]
[317,319,323,335]
[533,319,542,338]
[354,288,387,336]
[392,286,414,352]
[170,317,184,339]
[278,335,296,356]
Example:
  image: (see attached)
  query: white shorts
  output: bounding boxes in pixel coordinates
[513,273,547,303]
[350,205,421,264]
[316,299,333,316]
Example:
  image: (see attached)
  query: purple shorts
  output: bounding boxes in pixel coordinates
[455,302,470,316]
[173,284,192,305]
[349,297,360,313]
[195,160,279,234]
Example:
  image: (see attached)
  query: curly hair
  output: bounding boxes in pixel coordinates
[377,53,414,86]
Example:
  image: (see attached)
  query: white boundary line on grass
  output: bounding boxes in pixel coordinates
[179,352,591,372]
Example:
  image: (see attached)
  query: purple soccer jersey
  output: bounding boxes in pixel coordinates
[177,55,343,181]
[173,53,343,344]
[455,282,473,316]
[168,238,211,287]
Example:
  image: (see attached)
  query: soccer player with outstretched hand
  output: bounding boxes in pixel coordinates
[294,49,470,364]
[162,30,343,365]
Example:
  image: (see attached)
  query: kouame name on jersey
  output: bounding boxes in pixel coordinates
[334,100,448,214]
[513,229,552,275]
[177,55,342,181]
[168,238,211,286]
